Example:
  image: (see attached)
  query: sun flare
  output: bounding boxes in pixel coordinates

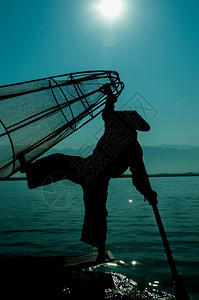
[98,0,123,19]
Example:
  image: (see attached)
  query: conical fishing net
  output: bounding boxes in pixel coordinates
[0,71,124,178]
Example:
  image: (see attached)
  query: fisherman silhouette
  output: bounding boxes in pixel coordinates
[19,84,157,261]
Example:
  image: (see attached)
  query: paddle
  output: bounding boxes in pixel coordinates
[151,203,190,299]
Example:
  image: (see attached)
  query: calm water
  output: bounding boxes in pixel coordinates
[0,177,198,299]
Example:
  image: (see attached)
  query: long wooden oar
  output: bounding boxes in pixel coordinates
[152,203,190,299]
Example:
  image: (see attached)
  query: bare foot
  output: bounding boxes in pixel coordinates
[96,244,106,262]
[18,154,27,173]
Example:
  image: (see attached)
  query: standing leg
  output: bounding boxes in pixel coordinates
[81,177,110,260]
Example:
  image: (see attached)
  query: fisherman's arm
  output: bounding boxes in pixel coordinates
[99,84,117,120]
[129,146,157,205]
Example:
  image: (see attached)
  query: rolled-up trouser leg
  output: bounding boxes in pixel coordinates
[26,153,84,189]
[81,177,109,248]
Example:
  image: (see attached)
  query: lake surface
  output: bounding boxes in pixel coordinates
[0,177,198,299]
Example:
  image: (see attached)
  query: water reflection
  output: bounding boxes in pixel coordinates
[86,260,175,299]
[119,260,125,265]
[106,272,173,299]
[107,262,118,267]
[149,280,160,287]
[105,259,142,269]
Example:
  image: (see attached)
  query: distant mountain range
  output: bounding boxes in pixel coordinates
[47,144,199,175]
[142,145,199,174]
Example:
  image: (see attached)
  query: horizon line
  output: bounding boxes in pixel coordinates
[0,171,198,181]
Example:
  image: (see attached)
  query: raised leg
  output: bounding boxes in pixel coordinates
[19,153,85,189]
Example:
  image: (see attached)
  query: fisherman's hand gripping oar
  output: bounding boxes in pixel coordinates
[144,190,158,206]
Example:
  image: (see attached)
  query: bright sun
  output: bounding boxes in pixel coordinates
[98,0,123,19]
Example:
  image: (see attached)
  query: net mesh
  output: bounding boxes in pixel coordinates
[0,71,124,178]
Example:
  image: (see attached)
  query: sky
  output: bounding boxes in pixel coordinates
[0,0,199,150]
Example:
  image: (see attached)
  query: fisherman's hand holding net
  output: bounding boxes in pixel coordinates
[99,83,117,103]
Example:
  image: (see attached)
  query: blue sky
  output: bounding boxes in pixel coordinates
[1,0,199,149]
